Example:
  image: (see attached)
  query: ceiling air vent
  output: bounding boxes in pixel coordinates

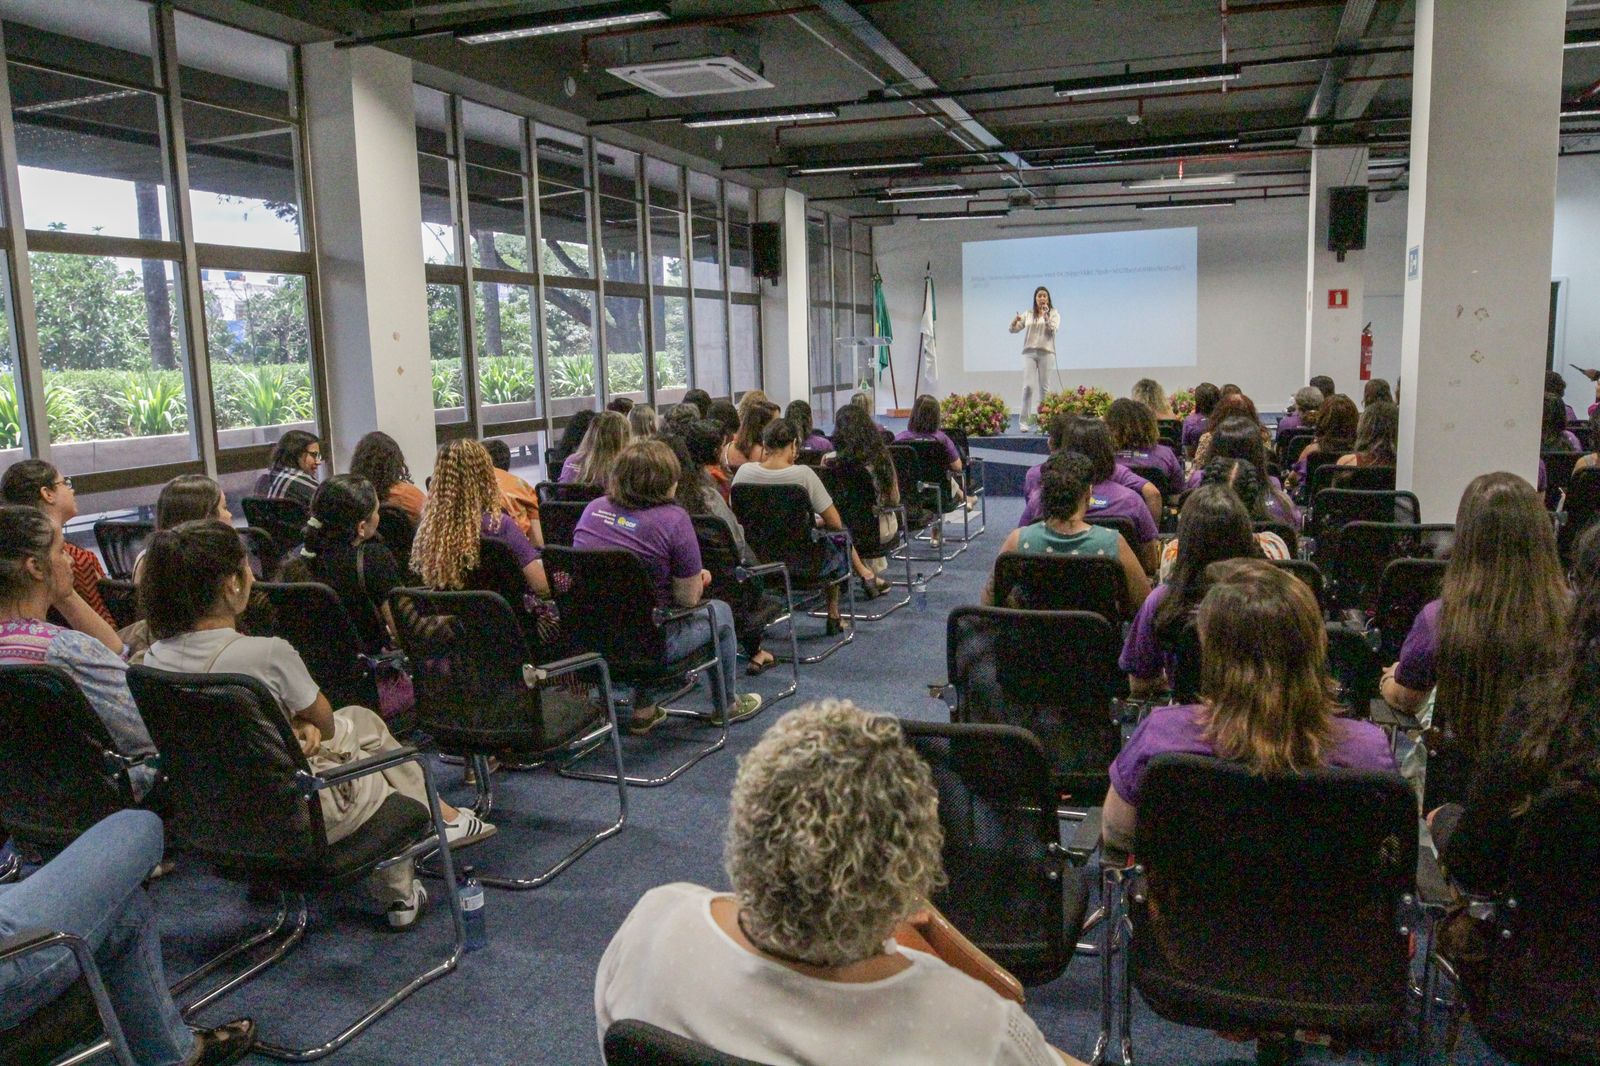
[607,56,773,98]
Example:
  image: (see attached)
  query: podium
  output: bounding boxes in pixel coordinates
[832,335,896,416]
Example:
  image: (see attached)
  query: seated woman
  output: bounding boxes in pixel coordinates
[141,520,493,927]
[733,418,890,615]
[573,439,762,731]
[0,810,256,1066]
[1,459,116,630]
[1362,377,1393,408]
[1105,560,1397,850]
[680,388,712,418]
[724,404,774,473]
[413,439,546,597]
[735,388,772,420]
[1380,471,1568,806]
[1020,416,1160,573]
[560,411,631,488]
[1335,399,1399,468]
[124,474,237,587]
[1190,392,1271,468]
[786,399,832,453]
[1574,418,1600,474]
[251,430,322,509]
[596,699,1084,1066]
[1537,390,1582,454]
[894,394,970,508]
[278,475,400,656]
[1291,393,1358,483]
[827,402,903,564]
[1106,397,1182,493]
[348,430,426,523]
[548,409,597,480]
[1187,416,1300,529]
[1131,377,1176,420]
[984,451,1149,614]
[1182,382,1220,458]
[0,506,156,797]
[1156,460,1290,581]
[628,404,661,439]
[1275,386,1323,441]
[482,438,541,544]
[1434,523,1600,894]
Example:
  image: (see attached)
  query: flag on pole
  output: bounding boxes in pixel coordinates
[872,267,892,375]
[917,261,938,393]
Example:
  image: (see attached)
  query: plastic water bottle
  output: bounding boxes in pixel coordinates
[913,573,928,613]
[460,866,487,952]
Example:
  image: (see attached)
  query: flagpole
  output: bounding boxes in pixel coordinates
[912,261,929,397]
[886,343,900,411]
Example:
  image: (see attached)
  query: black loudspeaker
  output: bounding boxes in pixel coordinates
[752,222,782,282]
[1327,185,1368,258]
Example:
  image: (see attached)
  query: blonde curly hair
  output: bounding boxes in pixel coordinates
[411,439,501,589]
[725,700,945,967]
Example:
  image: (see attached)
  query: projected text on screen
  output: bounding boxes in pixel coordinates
[961,227,1198,373]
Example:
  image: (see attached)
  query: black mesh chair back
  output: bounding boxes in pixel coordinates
[239,527,277,579]
[947,606,1122,803]
[1310,463,1397,497]
[902,438,959,512]
[1280,431,1316,468]
[1329,521,1455,614]
[1168,619,1204,704]
[389,588,602,755]
[1373,558,1448,663]
[887,444,938,526]
[97,577,140,630]
[795,448,826,467]
[539,499,588,548]
[1130,754,1415,1041]
[1157,419,1183,447]
[1468,780,1600,1065]
[1325,624,1380,720]
[241,496,308,559]
[126,667,327,875]
[252,582,379,709]
[731,483,829,581]
[817,460,894,559]
[461,538,540,650]
[1310,488,1421,548]
[536,480,604,505]
[1300,448,1348,498]
[603,1020,771,1066]
[1085,514,1140,549]
[944,425,973,463]
[0,665,137,851]
[1541,450,1581,510]
[1559,467,1600,562]
[92,519,153,581]
[990,552,1124,625]
[376,504,415,577]
[691,515,758,617]
[540,545,674,673]
[1255,519,1299,558]
[901,721,1086,986]
[1271,559,1325,610]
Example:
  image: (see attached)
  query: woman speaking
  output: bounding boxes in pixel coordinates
[1009,286,1060,431]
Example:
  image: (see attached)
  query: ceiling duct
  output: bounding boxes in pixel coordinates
[602,27,774,98]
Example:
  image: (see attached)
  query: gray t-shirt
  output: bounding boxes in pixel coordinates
[731,462,833,516]
[145,628,320,719]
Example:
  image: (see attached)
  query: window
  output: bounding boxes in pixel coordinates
[652,293,689,404]
[416,86,458,266]
[203,270,315,446]
[535,124,591,279]
[183,100,302,251]
[464,101,528,271]
[475,280,539,425]
[731,302,759,395]
[545,286,596,414]
[693,295,728,399]
[427,283,467,424]
[603,295,646,401]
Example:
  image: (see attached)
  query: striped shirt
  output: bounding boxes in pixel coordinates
[66,541,115,627]
[254,465,318,509]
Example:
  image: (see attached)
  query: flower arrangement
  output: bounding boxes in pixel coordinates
[940,391,1010,437]
[1037,385,1114,426]
[1170,388,1195,417]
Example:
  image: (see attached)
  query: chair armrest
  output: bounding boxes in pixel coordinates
[1066,807,1103,860]
[0,928,83,963]
[734,561,789,582]
[298,745,422,792]
[1416,840,1452,908]
[652,600,714,627]
[522,651,605,686]
[1369,703,1422,732]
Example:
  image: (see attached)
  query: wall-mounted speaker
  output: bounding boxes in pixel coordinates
[1327,185,1368,259]
[752,221,782,282]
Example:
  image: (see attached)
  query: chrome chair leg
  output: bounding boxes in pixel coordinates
[562,655,728,788]
[0,930,138,1066]
[171,892,303,1006]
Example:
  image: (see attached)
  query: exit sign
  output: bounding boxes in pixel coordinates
[1328,289,1350,309]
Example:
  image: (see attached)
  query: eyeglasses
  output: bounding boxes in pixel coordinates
[305,450,322,462]
[54,476,73,489]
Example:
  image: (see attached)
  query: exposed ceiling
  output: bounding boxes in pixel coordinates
[238,0,1600,220]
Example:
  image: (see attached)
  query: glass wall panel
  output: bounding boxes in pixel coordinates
[463,101,528,270]
[202,270,314,449]
[418,153,457,265]
[691,214,722,290]
[652,293,688,404]
[183,100,301,250]
[726,184,752,292]
[174,11,293,116]
[649,206,685,287]
[0,0,158,87]
[730,302,759,395]
[599,194,642,284]
[688,172,719,218]
[474,280,538,425]
[0,260,22,462]
[692,295,727,398]
[831,215,852,308]
[534,124,590,279]
[544,285,597,413]
[602,295,645,401]
[427,283,466,424]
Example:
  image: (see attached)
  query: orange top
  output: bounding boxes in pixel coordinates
[494,467,541,538]
[385,481,427,523]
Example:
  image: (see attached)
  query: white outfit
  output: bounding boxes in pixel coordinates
[595,883,1058,1066]
[1010,309,1060,429]
[144,628,425,902]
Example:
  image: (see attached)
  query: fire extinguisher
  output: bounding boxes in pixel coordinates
[1359,323,1373,381]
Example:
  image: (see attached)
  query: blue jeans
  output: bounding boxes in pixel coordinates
[0,810,194,1066]
[658,598,738,708]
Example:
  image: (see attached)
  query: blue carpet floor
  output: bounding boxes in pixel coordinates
[148,495,1505,1065]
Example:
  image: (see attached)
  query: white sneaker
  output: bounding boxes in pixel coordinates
[442,809,497,848]
[387,879,428,930]
[728,692,763,723]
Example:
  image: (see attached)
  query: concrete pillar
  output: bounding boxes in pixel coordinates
[1396,0,1564,521]
[303,43,437,481]
[1304,146,1367,391]
[757,187,810,407]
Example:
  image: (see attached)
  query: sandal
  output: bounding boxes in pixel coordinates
[746,653,777,676]
[628,705,668,735]
[860,575,891,600]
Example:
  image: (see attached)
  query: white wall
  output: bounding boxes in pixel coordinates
[871,192,1409,413]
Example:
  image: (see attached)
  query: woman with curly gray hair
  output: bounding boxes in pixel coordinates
[595,700,1080,1065]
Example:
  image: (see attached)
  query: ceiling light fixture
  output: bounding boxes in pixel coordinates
[1561,107,1600,119]
[1055,63,1242,99]
[916,210,1007,222]
[456,1,669,43]
[877,190,973,204]
[791,160,921,175]
[1123,173,1238,189]
[1095,136,1239,156]
[881,182,965,195]
[1565,28,1600,49]
[683,105,839,128]
[1135,198,1237,212]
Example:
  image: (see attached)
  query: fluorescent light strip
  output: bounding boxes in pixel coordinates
[1566,29,1600,49]
[791,160,921,175]
[880,182,965,195]
[684,106,839,128]
[1123,173,1238,189]
[1562,108,1600,119]
[456,1,669,43]
[916,210,1006,222]
[1134,198,1237,211]
[1096,136,1238,156]
[877,190,973,204]
[1055,63,1241,99]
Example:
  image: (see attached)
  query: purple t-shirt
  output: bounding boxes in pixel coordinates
[1119,583,1172,681]
[1182,412,1206,452]
[802,433,833,452]
[572,498,701,606]
[1109,703,1398,806]
[1538,458,1548,493]
[482,513,539,569]
[1186,468,1301,528]
[558,453,582,484]
[1116,444,1182,489]
[1563,429,1583,452]
[894,429,960,467]
[1275,411,1305,438]
[1018,472,1158,542]
[1394,597,1441,692]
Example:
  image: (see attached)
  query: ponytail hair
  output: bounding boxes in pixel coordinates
[141,520,246,641]
[300,474,378,559]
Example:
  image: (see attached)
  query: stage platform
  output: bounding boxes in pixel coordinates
[967,432,1050,497]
